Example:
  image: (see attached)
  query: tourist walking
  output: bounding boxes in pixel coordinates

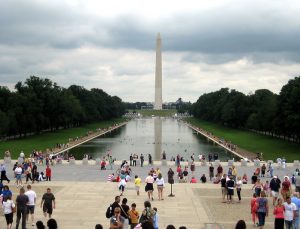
[190,160,195,175]
[270,175,281,206]
[134,175,141,196]
[145,172,154,201]
[226,176,235,203]
[128,203,139,229]
[139,201,155,228]
[220,174,227,203]
[2,185,13,200]
[209,163,214,181]
[155,173,165,200]
[291,192,300,229]
[45,166,52,181]
[283,196,296,229]
[31,162,37,184]
[16,187,29,229]
[110,207,125,229]
[129,154,133,166]
[256,191,269,229]
[2,195,15,229]
[120,198,130,229]
[109,156,114,170]
[281,176,292,202]
[273,198,284,229]
[41,188,55,219]
[119,172,127,196]
[250,193,258,226]
[25,184,37,226]
[140,154,144,167]
[217,164,223,177]
[148,154,152,166]
[14,164,23,187]
[252,178,263,197]
[133,154,138,167]
[25,164,32,184]
[236,176,242,203]
[0,163,10,183]
[261,164,266,177]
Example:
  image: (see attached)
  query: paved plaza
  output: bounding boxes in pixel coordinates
[0,161,298,229]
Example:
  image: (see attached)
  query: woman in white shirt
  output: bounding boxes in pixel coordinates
[155,173,165,200]
[236,176,243,203]
[2,195,15,229]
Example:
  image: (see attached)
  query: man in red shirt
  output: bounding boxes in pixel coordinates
[281,176,291,201]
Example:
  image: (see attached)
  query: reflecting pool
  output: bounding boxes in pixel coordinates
[68,118,234,160]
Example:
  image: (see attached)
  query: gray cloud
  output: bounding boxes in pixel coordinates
[0,0,300,102]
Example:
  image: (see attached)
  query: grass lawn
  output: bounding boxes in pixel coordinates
[130,109,177,117]
[0,118,127,159]
[186,118,300,162]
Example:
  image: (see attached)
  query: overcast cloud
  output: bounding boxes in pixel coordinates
[1,0,300,102]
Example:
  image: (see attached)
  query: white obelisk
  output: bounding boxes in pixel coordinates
[154,33,162,110]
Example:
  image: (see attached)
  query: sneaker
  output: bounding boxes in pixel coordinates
[32,223,35,226]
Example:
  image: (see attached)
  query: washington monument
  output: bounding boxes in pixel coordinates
[154,33,162,110]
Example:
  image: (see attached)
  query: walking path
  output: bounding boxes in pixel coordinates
[186,123,256,160]
[51,122,127,157]
[1,161,298,229]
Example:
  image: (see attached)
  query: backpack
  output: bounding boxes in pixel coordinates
[106,205,113,218]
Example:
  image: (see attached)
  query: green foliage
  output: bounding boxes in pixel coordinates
[0,76,125,138]
[0,118,126,159]
[186,118,300,162]
[131,109,177,117]
[192,77,300,143]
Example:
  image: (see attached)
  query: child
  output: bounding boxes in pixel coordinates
[250,193,258,226]
[153,207,159,229]
[134,175,141,196]
[128,203,139,229]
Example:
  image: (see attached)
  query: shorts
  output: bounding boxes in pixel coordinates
[43,205,53,214]
[222,187,227,197]
[281,190,291,200]
[16,174,22,180]
[271,191,279,197]
[119,185,125,192]
[145,183,154,192]
[135,186,140,191]
[157,185,164,191]
[27,205,35,214]
[227,188,234,196]
[5,213,13,225]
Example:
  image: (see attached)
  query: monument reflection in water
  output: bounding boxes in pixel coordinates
[68,118,233,161]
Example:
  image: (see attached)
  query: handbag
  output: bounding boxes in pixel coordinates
[11,202,16,214]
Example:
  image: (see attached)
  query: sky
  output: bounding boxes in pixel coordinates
[1,0,300,102]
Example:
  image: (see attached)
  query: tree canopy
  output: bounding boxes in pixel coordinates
[0,76,125,138]
[192,77,300,143]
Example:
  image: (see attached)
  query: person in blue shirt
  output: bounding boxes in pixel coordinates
[291,192,300,229]
[2,185,13,199]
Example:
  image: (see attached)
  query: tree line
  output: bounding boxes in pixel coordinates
[192,76,300,143]
[0,76,125,138]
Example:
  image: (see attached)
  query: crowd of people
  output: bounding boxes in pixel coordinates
[2,148,300,228]
[1,184,56,229]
